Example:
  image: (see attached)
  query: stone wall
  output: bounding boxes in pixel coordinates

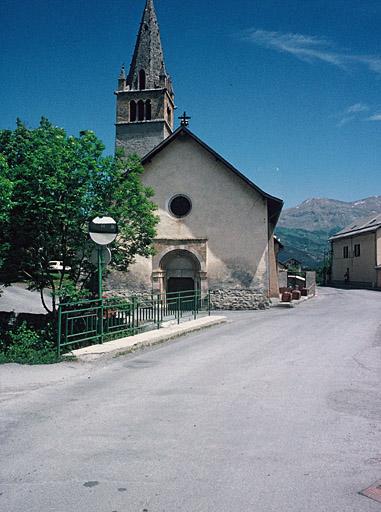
[104,287,271,311]
[115,119,169,159]
[305,271,317,295]
[104,289,152,301]
[210,289,270,310]
[106,267,152,294]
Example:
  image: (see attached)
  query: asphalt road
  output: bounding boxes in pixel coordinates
[0,283,52,314]
[1,287,381,511]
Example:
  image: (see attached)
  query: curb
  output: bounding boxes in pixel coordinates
[275,294,316,308]
[63,315,227,362]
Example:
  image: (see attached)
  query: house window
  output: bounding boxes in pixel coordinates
[354,244,360,257]
[343,246,349,259]
[130,100,137,122]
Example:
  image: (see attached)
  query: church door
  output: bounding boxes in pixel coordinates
[167,277,195,294]
[159,250,200,295]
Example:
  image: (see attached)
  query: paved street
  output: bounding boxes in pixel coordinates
[0,283,52,314]
[1,287,381,511]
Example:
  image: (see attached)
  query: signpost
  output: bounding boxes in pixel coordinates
[89,217,118,343]
[89,217,118,299]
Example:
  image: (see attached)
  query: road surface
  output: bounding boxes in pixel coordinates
[1,287,381,511]
[0,283,52,314]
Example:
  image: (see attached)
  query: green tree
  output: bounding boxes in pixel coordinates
[0,118,158,314]
[0,154,13,280]
[0,155,12,222]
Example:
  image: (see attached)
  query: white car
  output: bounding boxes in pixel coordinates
[48,261,71,272]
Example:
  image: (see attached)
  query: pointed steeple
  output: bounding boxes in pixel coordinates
[115,0,175,157]
[126,0,172,92]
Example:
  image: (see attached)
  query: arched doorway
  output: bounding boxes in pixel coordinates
[160,250,201,294]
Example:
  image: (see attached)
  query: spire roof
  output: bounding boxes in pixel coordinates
[126,0,171,91]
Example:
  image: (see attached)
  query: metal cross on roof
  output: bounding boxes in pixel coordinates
[179,111,191,127]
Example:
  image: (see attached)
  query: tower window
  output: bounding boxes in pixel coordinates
[130,100,137,122]
[139,69,146,90]
[146,100,152,120]
[138,100,145,121]
[167,107,172,125]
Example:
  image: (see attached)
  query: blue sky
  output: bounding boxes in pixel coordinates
[1,0,380,207]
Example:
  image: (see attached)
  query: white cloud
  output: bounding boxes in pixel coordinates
[367,113,381,121]
[346,103,369,114]
[337,103,370,127]
[337,116,355,127]
[336,104,381,125]
[242,29,381,76]
[356,56,381,75]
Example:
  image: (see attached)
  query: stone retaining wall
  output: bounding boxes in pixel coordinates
[210,289,269,310]
[104,290,151,301]
[105,288,270,310]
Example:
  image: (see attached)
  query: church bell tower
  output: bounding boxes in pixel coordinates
[115,0,175,158]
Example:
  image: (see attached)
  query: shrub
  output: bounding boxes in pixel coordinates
[0,323,59,365]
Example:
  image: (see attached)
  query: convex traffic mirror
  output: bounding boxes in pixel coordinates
[89,217,118,246]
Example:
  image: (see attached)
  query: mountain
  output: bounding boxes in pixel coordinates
[276,196,381,268]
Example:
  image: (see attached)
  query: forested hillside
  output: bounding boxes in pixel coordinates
[276,196,381,268]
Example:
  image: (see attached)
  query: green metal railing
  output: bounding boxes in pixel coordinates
[57,289,211,356]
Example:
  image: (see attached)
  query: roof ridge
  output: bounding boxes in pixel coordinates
[331,212,381,239]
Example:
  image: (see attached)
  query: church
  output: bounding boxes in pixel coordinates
[109,0,283,308]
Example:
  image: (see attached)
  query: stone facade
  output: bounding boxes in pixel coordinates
[107,129,283,308]
[115,119,172,161]
[108,0,284,310]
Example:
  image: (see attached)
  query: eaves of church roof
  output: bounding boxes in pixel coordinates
[142,126,284,225]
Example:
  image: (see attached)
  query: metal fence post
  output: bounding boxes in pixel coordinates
[136,298,139,332]
[157,294,160,329]
[131,296,135,333]
[57,306,62,357]
[99,299,104,344]
[208,290,211,316]
[177,293,180,324]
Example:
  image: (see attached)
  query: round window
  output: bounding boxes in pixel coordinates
[169,195,192,218]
